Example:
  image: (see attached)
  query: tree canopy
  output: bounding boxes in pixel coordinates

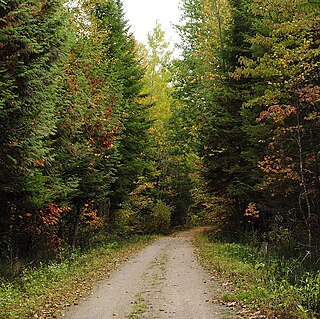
[0,0,319,270]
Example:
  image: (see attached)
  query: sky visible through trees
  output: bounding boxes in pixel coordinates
[0,0,320,317]
[122,0,181,49]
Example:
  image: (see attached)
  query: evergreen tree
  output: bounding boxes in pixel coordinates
[0,0,70,256]
[55,24,122,247]
[93,0,150,211]
[235,0,320,246]
[176,0,256,228]
[52,0,149,246]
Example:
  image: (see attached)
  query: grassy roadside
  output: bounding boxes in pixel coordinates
[194,231,320,319]
[0,235,156,319]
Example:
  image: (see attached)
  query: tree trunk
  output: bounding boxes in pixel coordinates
[71,210,81,250]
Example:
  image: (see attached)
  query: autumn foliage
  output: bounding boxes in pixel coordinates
[0,0,148,260]
[176,0,320,252]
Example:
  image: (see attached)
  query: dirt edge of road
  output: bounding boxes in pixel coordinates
[62,227,235,319]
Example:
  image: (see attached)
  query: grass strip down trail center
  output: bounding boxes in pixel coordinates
[62,229,231,319]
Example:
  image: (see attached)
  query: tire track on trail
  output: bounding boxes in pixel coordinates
[62,230,231,319]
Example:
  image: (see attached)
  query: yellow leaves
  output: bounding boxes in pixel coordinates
[202,0,232,30]
[130,180,156,196]
[280,60,287,67]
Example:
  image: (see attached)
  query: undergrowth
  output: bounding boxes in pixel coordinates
[0,235,155,319]
[195,231,320,319]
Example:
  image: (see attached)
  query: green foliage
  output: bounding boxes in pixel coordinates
[0,235,154,319]
[100,0,151,210]
[0,0,71,258]
[196,232,320,318]
[112,179,173,235]
[145,200,172,234]
[175,0,258,228]
[0,0,69,208]
[0,0,152,258]
[54,4,124,247]
[112,207,136,236]
[177,0,320,254]
[140,22,200,225]
[1,3,320,316]
[233,0,320,248]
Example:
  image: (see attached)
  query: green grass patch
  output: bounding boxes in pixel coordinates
[195,232,320,319]
[0,235,156,319]
[126,293,148,318]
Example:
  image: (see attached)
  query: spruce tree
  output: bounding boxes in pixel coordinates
[0,0,69,256]
[93,0,150,211]
[176,0,256,228]
[235,0,320,246]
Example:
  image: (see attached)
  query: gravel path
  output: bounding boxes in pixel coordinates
[62,230,230,319]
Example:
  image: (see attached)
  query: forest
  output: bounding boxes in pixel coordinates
[0,0,320,318]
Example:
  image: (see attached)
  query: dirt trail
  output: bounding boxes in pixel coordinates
[62,229,230,319]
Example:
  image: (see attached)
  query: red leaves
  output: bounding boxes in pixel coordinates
[256,86,320,196]
[257,104,296,124]
[295,86,320,106]
[63,49,122,154]
[83,97,121,152]
[257,86,320,125]
[10,204,71,251]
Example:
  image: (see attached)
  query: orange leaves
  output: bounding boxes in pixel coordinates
[244,202,260,223]
[40,203,70,227]
[257,104,296,124]
[258,155,298,178]
[31,0,47,17]
[33,159,46,167]
[80,201,103,229]
[10,204,71,252]
[258,154,300,195]
[82,211,103,228]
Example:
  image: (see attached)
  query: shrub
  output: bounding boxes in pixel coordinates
[144,200,172,234]
[112,207,137,236]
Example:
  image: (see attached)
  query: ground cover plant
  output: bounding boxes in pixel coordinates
[195,231,320,319]
[0,235,155,319]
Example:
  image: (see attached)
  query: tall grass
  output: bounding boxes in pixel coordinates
[195,232,320,318]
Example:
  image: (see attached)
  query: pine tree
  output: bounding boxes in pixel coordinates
[55,30,122,247]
